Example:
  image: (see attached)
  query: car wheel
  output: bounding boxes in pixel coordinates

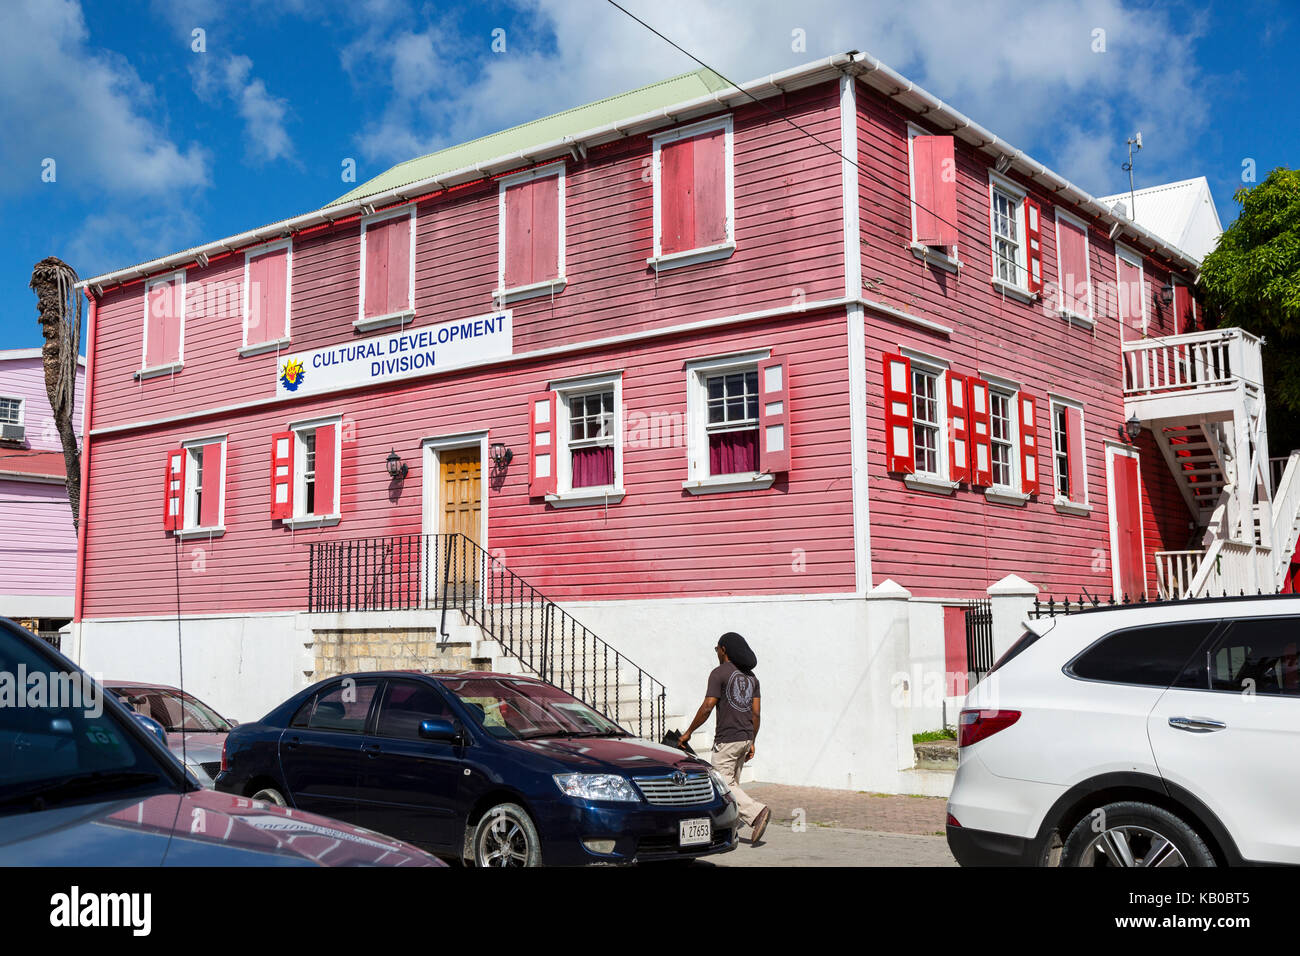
[1061,801,1215,867]
[472,803,542,867]
[250,786,287,807]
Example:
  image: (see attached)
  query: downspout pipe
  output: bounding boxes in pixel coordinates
[72,291,96,637]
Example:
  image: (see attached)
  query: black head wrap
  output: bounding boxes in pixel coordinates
[718,632,757,674]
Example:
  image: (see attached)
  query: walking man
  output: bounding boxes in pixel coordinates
[679,632,771,844]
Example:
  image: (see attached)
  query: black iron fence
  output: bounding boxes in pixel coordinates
[305,532,667,740]
[1030,588,1279,619]
[963,599,995,680]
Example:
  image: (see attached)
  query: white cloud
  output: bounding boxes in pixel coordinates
[0,0,208,196]
[192,54,295,165]
[66,206,204,279]
[346,0,1209,197]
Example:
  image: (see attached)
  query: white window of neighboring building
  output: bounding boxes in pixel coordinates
[683,351,773,494]
[0,396,23,426]
[648,115,735,272]
[547,374,624,507]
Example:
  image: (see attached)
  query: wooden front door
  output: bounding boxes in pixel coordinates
[1109,450,1147,600]
[437,447,482,599]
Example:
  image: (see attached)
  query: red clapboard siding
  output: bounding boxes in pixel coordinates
[80,309,855,619]
[88,85,844,435]
[855,80,1192,599]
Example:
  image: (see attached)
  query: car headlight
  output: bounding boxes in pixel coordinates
[708,768,730,797]
[553,773,640,802]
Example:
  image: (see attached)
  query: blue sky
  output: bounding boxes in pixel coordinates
[0,0,1293,349]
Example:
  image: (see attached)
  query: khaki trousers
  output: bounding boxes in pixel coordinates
[710,739,766,828]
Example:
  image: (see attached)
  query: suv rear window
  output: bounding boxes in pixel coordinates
[1068,620,1219,687]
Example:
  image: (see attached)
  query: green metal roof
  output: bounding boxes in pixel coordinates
[328,67,733,207]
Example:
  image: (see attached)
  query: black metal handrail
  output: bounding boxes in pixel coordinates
[305,532,667,740]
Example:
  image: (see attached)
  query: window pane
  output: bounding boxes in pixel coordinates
[377,681,449,739]
[1178,617,1300,697]
[1071,621,1218,687]
[308,680,378,733]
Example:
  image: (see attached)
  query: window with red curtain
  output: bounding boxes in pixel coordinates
[658,122,728,257]
[705,369,759,475]
[567,390,615,488]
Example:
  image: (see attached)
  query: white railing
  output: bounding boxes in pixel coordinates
[1122,328,1263,398]
[1155,550,1205,600]
[1271,454,1296,496]
[1270,451,1300,586]
[1186,539,1273,598]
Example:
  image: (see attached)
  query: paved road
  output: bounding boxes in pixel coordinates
[701,824,957,867]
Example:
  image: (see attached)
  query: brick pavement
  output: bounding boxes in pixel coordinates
[741,782,949,836]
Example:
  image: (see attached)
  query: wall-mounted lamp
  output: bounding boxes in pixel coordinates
[490,442,513,470]
[385,448,407,480]
[1119,414,1142,444]
[1160,284,1175,306]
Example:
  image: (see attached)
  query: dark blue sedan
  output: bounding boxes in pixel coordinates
[215,670,740,866]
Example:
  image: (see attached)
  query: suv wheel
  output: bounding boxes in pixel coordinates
[1061,801,1215,867]
[472,803,542,867]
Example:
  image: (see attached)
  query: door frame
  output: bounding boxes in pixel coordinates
[1105,441,1148,598]
[421,431,489,546]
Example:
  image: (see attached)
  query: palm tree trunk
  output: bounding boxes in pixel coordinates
[29,257,82,531]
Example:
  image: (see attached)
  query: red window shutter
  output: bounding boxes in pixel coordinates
[270,430,294,519]
[912,135,958,247]
[882,353,914,474]
[363,218,390,319]
[531,174,560,283]
[200,442,224,527]
[1019,393,1039,496]
[659,137,695,256]
[1117,257,1143,335]
[528,392,558,496]
[947,370,970,483]
[249,248,289,344]
[1066,406,1086,501]
[385,214,411,314]
[314,423,338,517]
[691,127,726,247]
[967,377,992,487]
[1024,199,1044,294]
[757,356,790,473]
[1057,217,1090,316]
[503,179,534,289]
[163,447,184,530]
[147,279,181,366]
[1173,283,1195,334]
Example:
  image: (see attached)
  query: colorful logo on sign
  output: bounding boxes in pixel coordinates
[280,358,305,392]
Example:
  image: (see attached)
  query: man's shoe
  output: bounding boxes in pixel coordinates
[750,806,771,844]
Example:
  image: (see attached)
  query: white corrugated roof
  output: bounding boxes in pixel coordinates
[1099,177,1223,262]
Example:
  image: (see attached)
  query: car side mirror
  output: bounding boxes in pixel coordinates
[133,713,169,747]
[418,718,460,742]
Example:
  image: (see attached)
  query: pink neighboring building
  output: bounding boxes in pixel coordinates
[0,348,84,638]
[70,52,1287,791]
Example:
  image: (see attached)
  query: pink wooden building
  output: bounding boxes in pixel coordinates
[71,52,1291,791]
[0,349,84,639]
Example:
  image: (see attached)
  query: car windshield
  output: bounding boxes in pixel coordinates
[439,676,627,740]
[0,625,174,815]
[109,686,232,733]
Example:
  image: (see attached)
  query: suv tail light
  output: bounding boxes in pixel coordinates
[958,708,1021,748]
[220,736,230,774]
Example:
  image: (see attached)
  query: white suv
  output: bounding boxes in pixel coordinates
[946,595,1300,866]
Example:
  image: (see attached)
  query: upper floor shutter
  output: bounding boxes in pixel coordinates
[528,392,558,497]
[364,212,412,319]
[660,127,726,255]
[757,356,791,474]
[1056,217,1091,316]
[248,247,289,344]
[912,135,958,247]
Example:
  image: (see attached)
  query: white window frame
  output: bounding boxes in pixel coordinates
[495,162,567,305]
[178,434,227,537]
[906,123,961,273]
[648,114,736,272]
[241,238,293,357]
[1050,394,1091,515]
[0,395,24,427]
[899,348,957,495]
[137,269,186,380]
[1115,243,1148,337]
[357,204,417,333]
[547,372,624,507]
[683,349,773,495]
[286,413,343,528]
[987,172,1033,301]
[987,383,1020,493]
[1054,208,1095,325]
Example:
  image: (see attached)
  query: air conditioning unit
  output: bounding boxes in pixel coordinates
[1,423,25,442]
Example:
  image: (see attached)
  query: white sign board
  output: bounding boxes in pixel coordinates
[275,310,512,398]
